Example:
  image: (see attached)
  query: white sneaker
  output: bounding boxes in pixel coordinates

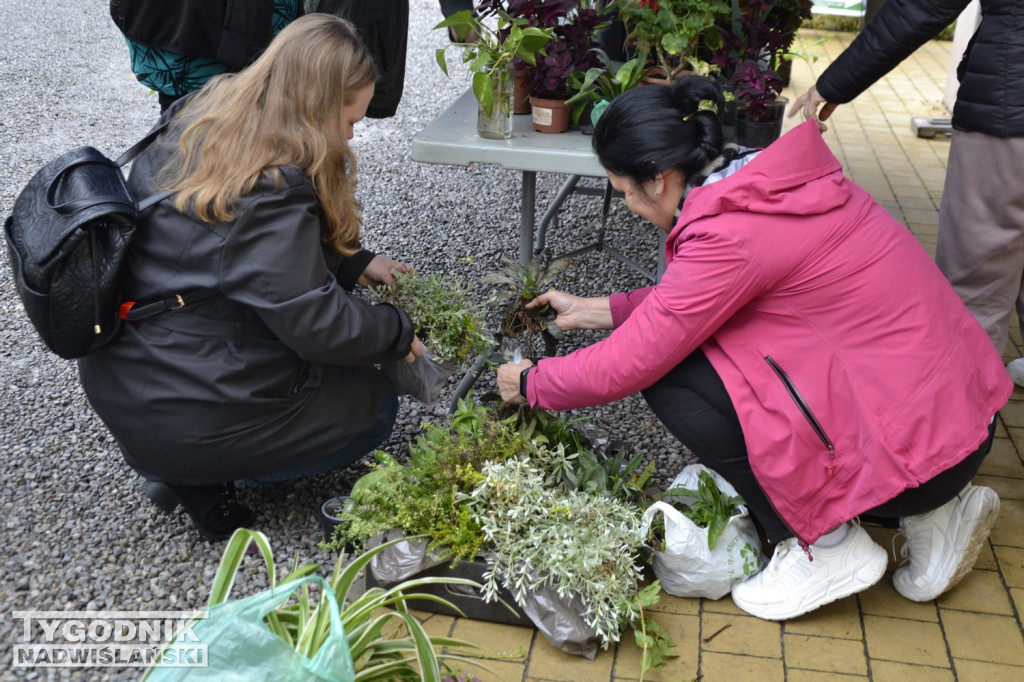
[731,523,887,621]
[893,484,1000,602]
[1008,358,1024,388]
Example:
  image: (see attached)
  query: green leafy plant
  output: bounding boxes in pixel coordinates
[615,0,730,80]
[482,254,571,358]
[434,9,555,117]
[657,469,745,550]
[323,396,532,563]
[565,51,649,127]
[373,270,493,367]
[148,529,492,681]
[505,405,656,504]
[467,454,676,671]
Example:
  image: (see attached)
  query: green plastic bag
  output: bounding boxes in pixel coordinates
[144,576,354,682]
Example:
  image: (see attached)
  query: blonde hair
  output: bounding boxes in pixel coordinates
[158,14,378,255]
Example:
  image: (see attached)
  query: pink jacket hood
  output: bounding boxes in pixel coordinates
[528,120,1011,542]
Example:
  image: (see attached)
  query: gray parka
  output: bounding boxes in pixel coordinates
[816,0,1024,138]
[78,119,414,486]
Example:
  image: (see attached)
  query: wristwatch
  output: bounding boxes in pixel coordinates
[519,366,532,399]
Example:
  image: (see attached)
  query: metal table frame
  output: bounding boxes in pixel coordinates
[412,89,654,275]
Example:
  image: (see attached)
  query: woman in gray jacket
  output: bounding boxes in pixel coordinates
[78,14,421,541]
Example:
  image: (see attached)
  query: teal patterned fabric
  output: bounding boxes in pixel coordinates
[126,0,299,95]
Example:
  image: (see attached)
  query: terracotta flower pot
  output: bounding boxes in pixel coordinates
[530,96,570,134]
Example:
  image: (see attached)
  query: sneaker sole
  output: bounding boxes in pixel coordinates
[732,543,888,621]
[894,487,1000,602]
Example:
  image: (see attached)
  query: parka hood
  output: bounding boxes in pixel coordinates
[670,120,849,244]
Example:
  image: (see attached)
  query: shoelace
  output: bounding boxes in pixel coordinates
[891,530,910,566]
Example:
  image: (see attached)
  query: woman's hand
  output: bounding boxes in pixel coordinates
[405,335,425,364]
[528,290,612,331]
[788,85,838,132]
[497,359,533,405]
[358,255,412,288]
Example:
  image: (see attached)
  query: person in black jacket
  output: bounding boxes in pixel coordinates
[111,0,302,112]
[81,14,423,542]
[791,1,1024,379]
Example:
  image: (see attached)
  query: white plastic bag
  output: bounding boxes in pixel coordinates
[381,348,454,408]
[640,464,764,599]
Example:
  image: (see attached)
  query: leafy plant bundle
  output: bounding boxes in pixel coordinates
[481,254,570,358]
[372,270,494,367]
[616,0,730,79]
[467,454,676,670]
[504,404,656,505]
[653,469,745,550]
[324,398,532,563]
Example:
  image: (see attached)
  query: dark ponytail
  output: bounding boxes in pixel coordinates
[592,76,725,186]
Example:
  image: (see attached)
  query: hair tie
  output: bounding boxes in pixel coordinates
[682,111,696,121]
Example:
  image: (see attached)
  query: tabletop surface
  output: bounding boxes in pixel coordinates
[411,89,607,178]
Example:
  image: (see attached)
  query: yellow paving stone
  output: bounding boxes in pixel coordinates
[787,670,867,682]
[417,612,455,638]
[522,633,614,682]
[941,610,1024,666]
[1011,587,1024,623]
[937,568,1013,615]
[450,619,533,663]
[783,594,864,639]
[998,400,1024,429]
[611,613,699,682]
[858,579,939,622]
[974,473,1024,504]
[784,633,868,676]
[994,546,1024,588]
[469,659,526,682]
[702,595,748,616]
[863,614,949,666]
[646,593,700,616]
[699,651,784,682]
[979,437,1023,477]
[953,659,1024,682]
[990,499,1024,548]
[699,611,782,659]
[869,660,955,682]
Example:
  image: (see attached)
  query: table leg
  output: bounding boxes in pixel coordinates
[519,170,536,265]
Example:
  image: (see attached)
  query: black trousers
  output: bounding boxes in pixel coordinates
[642,349,996,543]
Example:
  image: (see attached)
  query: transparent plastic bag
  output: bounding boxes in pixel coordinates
[381,348,453,407]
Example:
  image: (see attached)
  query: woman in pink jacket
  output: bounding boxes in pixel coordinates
[497,77,1012,621]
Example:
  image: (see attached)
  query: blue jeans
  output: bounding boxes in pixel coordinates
[245,386,399,484]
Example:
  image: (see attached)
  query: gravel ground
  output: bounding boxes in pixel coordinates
[0,2,691,679]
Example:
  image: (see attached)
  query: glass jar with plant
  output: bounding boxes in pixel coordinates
[434,8,554,139]
[614,0,730,82]
[487,0,606,133]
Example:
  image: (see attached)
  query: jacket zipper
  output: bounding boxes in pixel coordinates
[764,355,836,477]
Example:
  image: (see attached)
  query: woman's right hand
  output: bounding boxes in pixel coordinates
[526,290,611,331]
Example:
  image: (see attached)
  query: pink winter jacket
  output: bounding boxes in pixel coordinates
[526,120,1012,543]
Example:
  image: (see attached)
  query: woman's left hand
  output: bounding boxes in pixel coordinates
[497,359,533,405]
[358,255,412,288]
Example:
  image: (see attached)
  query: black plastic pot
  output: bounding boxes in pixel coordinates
[320,496,353,546]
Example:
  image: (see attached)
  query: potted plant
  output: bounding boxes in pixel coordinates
[711,0,813,86]
[729,58,786,148]
[494,0,606,133]
[564,50,648,127]
[434,8,554,139]
[614,0,730,83]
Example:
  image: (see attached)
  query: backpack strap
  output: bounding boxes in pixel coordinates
[118,290,218,322]
[115,122,214,322]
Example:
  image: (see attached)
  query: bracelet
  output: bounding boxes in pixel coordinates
[519,366,532,399]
